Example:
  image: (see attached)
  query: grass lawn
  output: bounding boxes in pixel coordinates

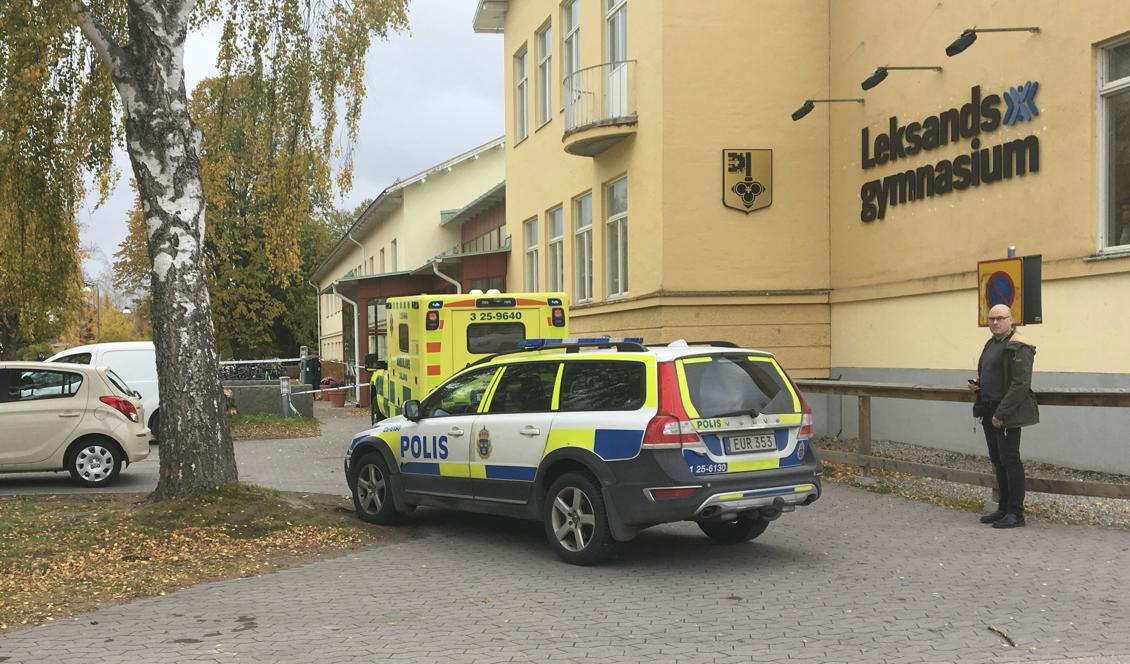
[229,413,320,440]
[0,485,386,631]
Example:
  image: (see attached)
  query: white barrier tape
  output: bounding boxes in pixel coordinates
[219,357,305,365]
[290,384,360,396]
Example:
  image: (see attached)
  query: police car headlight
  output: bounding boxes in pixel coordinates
[796,440,807,461]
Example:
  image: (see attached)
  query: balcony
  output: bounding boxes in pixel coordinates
[563,60,638,157]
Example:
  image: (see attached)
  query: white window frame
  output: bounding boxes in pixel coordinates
[536,22,553,127]
[573,192,593,303]
[515,46,529,143]
[390,239,397,271]
[547,206,564,291]
[524,217,539,291]
[562,0,580,112]
[379,248,385,273]
[1099,37,1130,252]
[604,176,628,298]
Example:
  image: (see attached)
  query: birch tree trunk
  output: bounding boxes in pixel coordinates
[74,1,237,498]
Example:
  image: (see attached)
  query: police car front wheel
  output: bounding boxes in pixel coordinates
[544,472,618,565]
[697,514,770,544]
[351,453,402,525]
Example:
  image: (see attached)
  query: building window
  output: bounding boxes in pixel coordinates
[536,22,553,127]
[605,0,628,118]
[562,0,580,94]
[515,46,529,142]
[379,248,385,273]
[605,176,628,297]
[1102,38,1130,249]
[390,239,397,271]
[463,226,504,254]
[547,206,563,291]
[573,192,592,303]
[524,217,539,291]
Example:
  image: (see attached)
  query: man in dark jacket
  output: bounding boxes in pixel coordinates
[969,304,1039,528]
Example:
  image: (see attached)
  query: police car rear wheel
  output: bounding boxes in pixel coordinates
[351,453,401,524]
[544,472,617,565]
[697,515,770,544]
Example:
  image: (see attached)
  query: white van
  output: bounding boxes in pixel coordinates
[48,341,161,440]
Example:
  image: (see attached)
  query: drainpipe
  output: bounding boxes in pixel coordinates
[347,231,365,275]
[308,279,320,356]
[432,260,462,294]
[331,282,362,405]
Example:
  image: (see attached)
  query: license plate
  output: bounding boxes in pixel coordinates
[725,433,776,454]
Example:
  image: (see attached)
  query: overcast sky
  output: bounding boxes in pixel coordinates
[79,1,503,279]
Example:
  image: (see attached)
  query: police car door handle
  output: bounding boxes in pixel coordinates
[448,427,465,437]
[520,426,541,437]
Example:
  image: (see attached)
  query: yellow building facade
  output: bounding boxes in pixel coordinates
[476,0,1130,472]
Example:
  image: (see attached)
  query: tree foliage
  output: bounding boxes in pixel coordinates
[0,2,119,358]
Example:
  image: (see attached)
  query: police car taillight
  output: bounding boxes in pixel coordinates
[425,310,439,331]
[793,379,813,438]
[551,307,566,327]
[643,362,703,448]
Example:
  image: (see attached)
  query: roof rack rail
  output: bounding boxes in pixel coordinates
[467,339,647,368]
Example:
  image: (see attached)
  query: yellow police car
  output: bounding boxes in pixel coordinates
[345,338,822,565]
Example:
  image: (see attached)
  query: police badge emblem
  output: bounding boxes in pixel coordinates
[477,427,491,459]
[723,149,773,213]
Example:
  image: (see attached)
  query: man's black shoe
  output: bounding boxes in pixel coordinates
[992,513,1026,529]
[980,509,1006,524]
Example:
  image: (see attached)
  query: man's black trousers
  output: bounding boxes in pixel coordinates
[981,413,1025,515]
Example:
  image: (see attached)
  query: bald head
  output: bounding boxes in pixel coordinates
[988,304,1013,338]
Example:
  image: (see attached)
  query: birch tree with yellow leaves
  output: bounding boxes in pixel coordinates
[37,0,409,498]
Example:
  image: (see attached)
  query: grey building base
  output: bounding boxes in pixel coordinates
[223,381,314,418]
[809,367,1130,476]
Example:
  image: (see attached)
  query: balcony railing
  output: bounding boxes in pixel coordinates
[563,60,638,149]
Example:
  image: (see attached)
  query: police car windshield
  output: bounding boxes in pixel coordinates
[680,354,794,418]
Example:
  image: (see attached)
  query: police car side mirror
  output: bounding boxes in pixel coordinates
[365,354,387,371]
[403,400,421,421]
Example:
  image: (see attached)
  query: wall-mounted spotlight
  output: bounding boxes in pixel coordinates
[860,65,943,91]
[791,98,864,121]
[945,27,1040,57]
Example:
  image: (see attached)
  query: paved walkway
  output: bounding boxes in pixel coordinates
[2,479,1128,663]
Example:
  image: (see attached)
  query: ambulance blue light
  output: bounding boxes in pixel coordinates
[429,301,443,309]
[548,297,562,306]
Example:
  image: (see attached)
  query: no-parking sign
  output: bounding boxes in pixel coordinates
[977,255,1042,326]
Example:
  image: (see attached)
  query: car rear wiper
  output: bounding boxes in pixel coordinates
[704,409,760,419]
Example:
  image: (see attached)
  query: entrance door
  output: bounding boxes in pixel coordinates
[469,361,560,504]
[395,366,499,498]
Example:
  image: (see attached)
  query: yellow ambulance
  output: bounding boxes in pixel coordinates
[367,292,569,421]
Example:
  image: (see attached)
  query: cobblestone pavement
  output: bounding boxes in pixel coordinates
[0,401,364,496]
[3,478,1128,663]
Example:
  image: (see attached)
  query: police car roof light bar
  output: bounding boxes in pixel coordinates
[468,339,647,368]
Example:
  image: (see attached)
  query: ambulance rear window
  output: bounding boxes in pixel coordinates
[679,354,795,417]
[467,322,526,353]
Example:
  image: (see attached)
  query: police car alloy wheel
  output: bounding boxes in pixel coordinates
[68,439,122,488]
[697,514,770,544]
[351,453,401,524]
[543,472,618,565]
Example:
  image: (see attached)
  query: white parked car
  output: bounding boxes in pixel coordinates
[48,341,161,440]
[0,362,152,487]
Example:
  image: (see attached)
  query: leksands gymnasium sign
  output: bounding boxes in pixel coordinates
[860,83,1040,222]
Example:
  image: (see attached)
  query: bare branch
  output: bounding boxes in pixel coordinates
[70,2,131,75]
